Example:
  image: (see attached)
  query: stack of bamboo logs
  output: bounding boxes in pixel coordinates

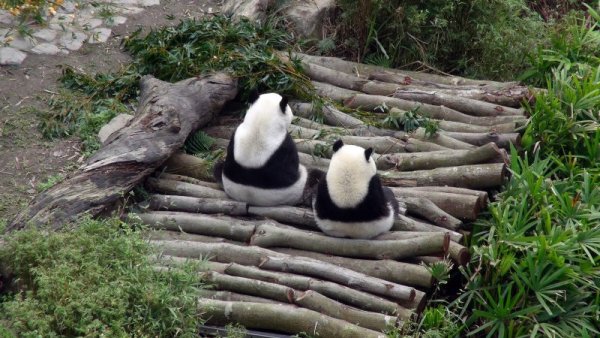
[136,53,531,336]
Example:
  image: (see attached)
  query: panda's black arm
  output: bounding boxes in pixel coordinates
[383,186,400,216]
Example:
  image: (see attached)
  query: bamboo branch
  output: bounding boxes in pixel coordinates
[393,88,525,117]
[198,299,387,338]
[397,197,462,230]
[146,177,228,199]
[392,215,463,243]
[380,163,508,189]
[272,248,433,289]
[250,223,449,261]
[377,142,506,171]
[440,131,521,149]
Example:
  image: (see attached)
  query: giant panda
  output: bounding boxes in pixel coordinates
[216,92,309,206]
[312,139,399,239]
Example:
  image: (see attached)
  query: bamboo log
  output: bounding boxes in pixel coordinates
[409,128,475,150]
[369,72,530,107]
[198,289,282,304]
[162,153,215,182]
[251,223,449,261]
[155,173,222,190]
[448,241,470,266]
[401,186,488,209]
[393,215,463,243]
[397,197,462,230]
[137,211,259,242]
[393,89,525,117]
[345,94,526,126]
[147,195,248,216]
[222,262,410,317]
[390,189,481,220]
[198,299,386,338]
[440,131,521,149]
[146,177,228,199]
[152,241,419,308]
[380,163,507,189]
[377,142,505,171]
[273,248,432,288]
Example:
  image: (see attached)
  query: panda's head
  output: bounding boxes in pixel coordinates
[243,91,293,132]
[325,139,376,208]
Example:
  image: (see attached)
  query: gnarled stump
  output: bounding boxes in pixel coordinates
[8,73,237,231]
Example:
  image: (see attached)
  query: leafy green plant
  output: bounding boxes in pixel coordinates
[0,217,202,337]
[184,131,215,155]
[36,174,64,192]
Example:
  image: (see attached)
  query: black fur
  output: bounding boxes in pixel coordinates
[364,148,373,161]
[279,96,289,113]
[314,175,394,222]
[383,186,400,215]
[332,139,344,152]
[248,89,260,103]
[222,130,301,189]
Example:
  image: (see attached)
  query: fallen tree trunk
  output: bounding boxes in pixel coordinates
[146,230,238,244]
[250,223,449,261]
[397,197,462,230]
[146,178,228,199]
[403,138,451,152]
[345,94,526,126]
[391,188,482,220]
[272,248,433,288]
[291,102,365,129]
[408,128,475,150]
[147,195,247,216]
[440,131,521,149]
[155,173,221,190]
[313,81,361,102]
[399,186,489,209]
[198,299,387,338]
[8,73,237,231]
[247,205,317,228]
[393,89,525,117]
[380,163,508,189]
[198,289,282,304]
[376,142,506,171]
[392,215,463,243]
[448,241,470,266]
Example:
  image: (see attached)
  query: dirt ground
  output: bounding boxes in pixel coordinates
[0,0,221,223]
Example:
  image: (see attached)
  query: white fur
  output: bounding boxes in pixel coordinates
[315,202,395,239]
[222,165,308,206]
[325,144,377,208]
[233,93,293,168]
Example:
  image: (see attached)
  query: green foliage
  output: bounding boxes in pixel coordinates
[333,0,549,80]
[0,218,202,337]
[381,107,437,134]
[36,174,64,192]
[184,131,215,155]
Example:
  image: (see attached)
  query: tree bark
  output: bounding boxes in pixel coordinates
[145,230,238,244]
[250,223,449,261]
[397,197,462,230]
[403,138,451,152]
[155,173,222,190]
[448,241,470,266]
[198,299,387,338]
[408,128,475,150]
[376,142,506,171]
[201,271,296,303]
[292,102,365,129]
[392,215,463,243]
[247,205,318,228]
[313,80,361,102]
[272,248,433,288]
[440,131,521,150]
[198,289,283,304]
[145,178,228,199]
[390,188,482,220]
[380,163,508,189]
[345,94,526,126]
[399,186,489,209]
[393,88,525,117]
[147,195,247,216]
[8,73,237,231]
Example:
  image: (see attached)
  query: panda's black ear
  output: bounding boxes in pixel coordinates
[332,139,344,152]
[364,148,373,161]
[279,95,289,113]
[248,89,260,104]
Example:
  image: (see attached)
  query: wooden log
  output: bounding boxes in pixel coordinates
[8,73,237,231]
[202,271,295,303]
[273,248,432,288]
[155,173,221,190]
[223,262,411,317]
[152,240,419,307]
[335,135,407,154]
[313,80,361,102]
[251,223,449,261]
[198,289,283,304]
[247,205,317,228]
[390,188,481,220]
[401,186,488,209]
[204,125,235,140]
[291,102,365,129]
[448,241,470,266]
[161,153,214,182]
[294,116,345,133]
[393,215,463,243]
[380,163,507,189]
[393,89,525,117]
[298,152,330,171]
[440,131,521,149]
[377,142,506,171]
[145,230,238,244]
[345,94,526,126]
[408,128,475,150]
[397,197,462,230]
[137,211,259,242]
[198,299,386,338]
[369,72,530,107]
[288,124,325,139]
[403,138,451,152]
[146,178,228,199]
[147,195,247,216]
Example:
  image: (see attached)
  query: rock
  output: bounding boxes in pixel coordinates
[283,0,336,39]
[98,114,134,144]
[33,29,58,42]
[58,1,77,14]
[59,30,87,50]
[31,43,61,55]
[8,37,37,51]
[140,0,160,7]
[88,28,111,44]
[106,16,127,26]
[222,0,274,23]
[77,18,103,30]
[119,6,144,15]
[0,47,27,65]
[0,10,13,25]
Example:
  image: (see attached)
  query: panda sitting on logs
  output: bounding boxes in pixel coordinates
[312,140,399,239]
[214,91,317,206]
